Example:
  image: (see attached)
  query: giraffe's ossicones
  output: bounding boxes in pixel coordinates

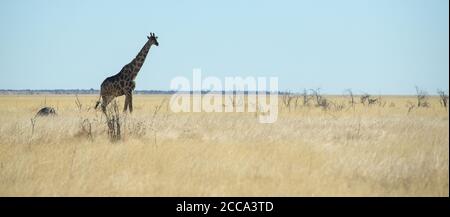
[95,33,159,113]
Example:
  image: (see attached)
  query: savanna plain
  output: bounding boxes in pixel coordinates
[0,94,448,196]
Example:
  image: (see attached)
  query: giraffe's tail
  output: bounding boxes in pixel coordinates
[94,95,102,110]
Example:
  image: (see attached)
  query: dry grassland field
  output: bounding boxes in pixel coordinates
[0,94,448,196]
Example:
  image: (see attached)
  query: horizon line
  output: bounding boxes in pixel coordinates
[0,89,445,96]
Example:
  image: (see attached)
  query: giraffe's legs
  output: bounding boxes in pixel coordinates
[128,94,133,113]
[124,95,130,112]
[124,93,133,113]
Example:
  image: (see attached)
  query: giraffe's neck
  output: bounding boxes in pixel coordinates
[129,40,152,79]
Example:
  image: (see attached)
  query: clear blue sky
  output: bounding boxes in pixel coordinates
[0,0,448,94]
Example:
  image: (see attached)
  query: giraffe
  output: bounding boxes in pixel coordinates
[95,33,159,113]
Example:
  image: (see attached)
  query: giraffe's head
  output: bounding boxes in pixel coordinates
[147,33,159,46]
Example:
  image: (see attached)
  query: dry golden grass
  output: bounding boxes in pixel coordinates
[0,94,448,196]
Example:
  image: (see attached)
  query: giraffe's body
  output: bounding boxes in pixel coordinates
[96,33,159,113]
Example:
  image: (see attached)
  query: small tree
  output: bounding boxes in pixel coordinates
[415,86,429,108]
[437,89,449,109]
[106,100,121,142]
[310,88,321,106]
[345,89,355,107]
[302,89,311,106]
[310,88,329,109]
